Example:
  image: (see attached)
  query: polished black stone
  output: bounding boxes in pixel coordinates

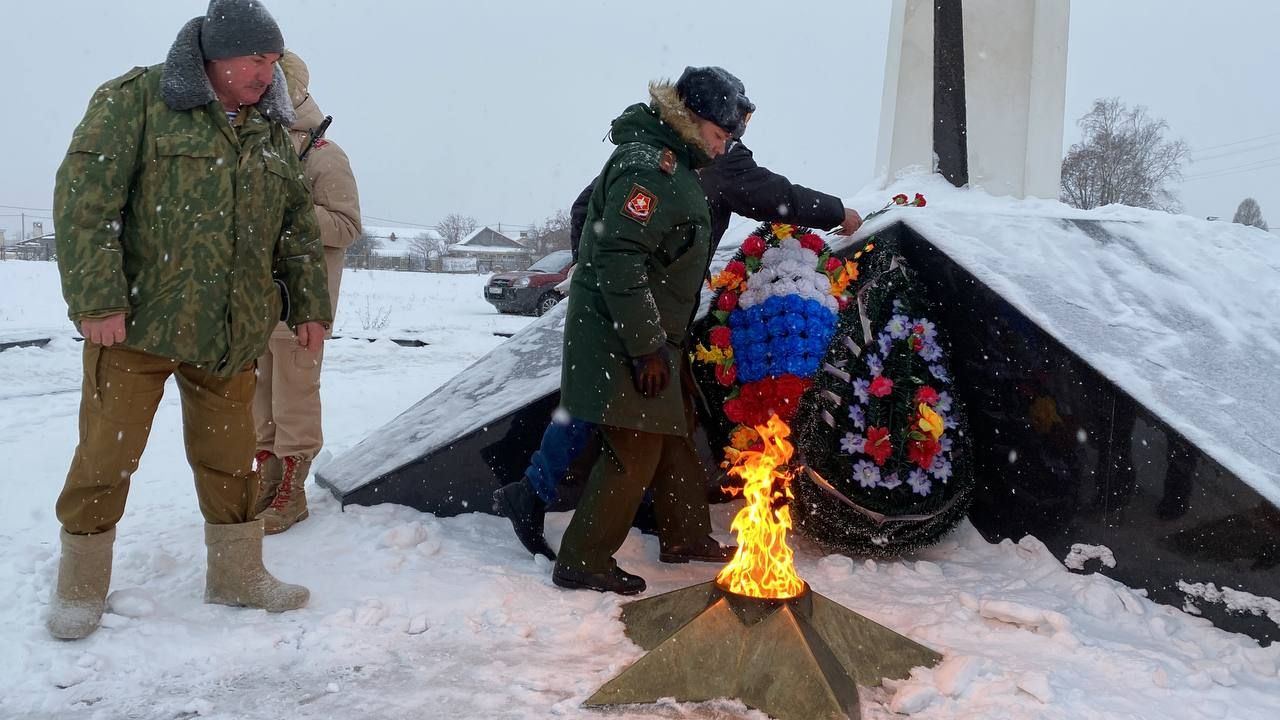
[885,221,1278,644]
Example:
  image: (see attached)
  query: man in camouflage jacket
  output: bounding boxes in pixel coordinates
[46,0,329,641]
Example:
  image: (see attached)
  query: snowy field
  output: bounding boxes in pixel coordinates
[1,253,1278,719]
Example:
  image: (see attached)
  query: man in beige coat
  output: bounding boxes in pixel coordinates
[252,50,362,534]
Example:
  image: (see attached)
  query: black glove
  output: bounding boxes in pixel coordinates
[630,346,671,399]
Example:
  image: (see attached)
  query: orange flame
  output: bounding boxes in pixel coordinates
[715,414,806,599]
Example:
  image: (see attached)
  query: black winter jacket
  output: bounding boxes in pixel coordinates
[570,141,844,262]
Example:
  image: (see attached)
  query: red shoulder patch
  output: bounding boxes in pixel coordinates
[621,184,658,226]
[312,138,330,150]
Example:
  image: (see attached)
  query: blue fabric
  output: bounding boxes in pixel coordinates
[525,416,596,503]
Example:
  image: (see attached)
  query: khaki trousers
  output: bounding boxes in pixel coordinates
[253,322,324,460]
[56,344,257,535]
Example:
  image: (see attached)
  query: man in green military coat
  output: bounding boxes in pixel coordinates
[552,68,756,595]
[46,0,331,640]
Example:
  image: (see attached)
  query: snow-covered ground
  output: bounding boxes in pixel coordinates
[1,246,1278,719]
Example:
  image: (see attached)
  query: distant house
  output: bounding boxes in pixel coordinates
[446,227,534,272]
[4,232,56,261]
[354,225,443,271]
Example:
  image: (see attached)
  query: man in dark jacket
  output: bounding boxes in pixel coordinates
[494,68,864,567]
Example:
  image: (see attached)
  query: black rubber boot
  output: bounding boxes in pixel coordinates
[659,535,738,564]
[493,479,557,561]
[552,562,646,595]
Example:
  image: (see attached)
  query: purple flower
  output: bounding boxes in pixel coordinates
[936,391,954,413]
[929,365,951,384]
[930,456,953,483]
[866,354,884,377]
[940,436,954,453]
[852,378,870,404]
[907,469,933,496]
[853,460,882,489]
[840,432,866,455]
[912,318,938,341]
[847,403,866,429]
[920,341,943,363]
[886,314,911,340]
[878,332,893,357]
[879,472,902,490]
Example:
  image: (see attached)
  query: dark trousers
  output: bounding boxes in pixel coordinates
[556,424,712,572]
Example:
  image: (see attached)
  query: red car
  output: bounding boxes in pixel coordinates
[483,249,574,316]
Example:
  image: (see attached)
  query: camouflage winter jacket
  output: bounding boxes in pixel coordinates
[53,18,331,376]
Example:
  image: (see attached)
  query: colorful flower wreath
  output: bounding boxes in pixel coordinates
[789,224,973,558]
[839,303,958,498]
[694,223,863,450]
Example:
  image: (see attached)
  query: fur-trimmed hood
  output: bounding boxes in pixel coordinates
[160,16,295,126]
[648,80,715,161]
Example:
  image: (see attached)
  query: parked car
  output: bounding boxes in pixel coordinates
[483,249,574,316]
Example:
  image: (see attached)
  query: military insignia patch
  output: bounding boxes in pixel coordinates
[312,138,330,150]
[621,184,658,225]
[659,148,677,175]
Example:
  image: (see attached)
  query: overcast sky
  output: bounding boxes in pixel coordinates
[2,0,1277,240]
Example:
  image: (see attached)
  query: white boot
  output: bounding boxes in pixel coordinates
[47,527,115,640]
[204,520,309,612]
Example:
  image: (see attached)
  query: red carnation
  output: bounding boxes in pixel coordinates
[893,194,909,206]
[908,437,941,470]
[724,398,747,424]
[724,260,748,277]
[717,292,739,312]
[799,233,825,253]
[913,193,927,207]
[915,386,940,406]
[869,376,894,398]
[742,235,767,257]
[864,426,893,466]
[824,256,843,273]
[837,296,850,311]
[909,336,925,352]
[715,362,737,387]
[709,325,732,348]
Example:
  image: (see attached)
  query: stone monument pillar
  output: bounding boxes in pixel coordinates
[875,0,1071,199]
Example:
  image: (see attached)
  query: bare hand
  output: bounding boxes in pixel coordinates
[295,321,328,352]
[79,313,128,347]
[833,208,864,236]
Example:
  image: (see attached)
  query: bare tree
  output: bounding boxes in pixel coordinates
[1232,198,1268,231]
[1060,98,1190,212]
[345,232,381,269]
[437,213,478,246]
[410,231,447,271]
[526,209,571,257]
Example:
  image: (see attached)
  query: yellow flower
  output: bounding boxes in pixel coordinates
[917,404,945,441]
[772,223,795,240]
[694,344,727,365]
[730,426,760,450]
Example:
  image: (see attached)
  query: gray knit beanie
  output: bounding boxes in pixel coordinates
[200,0,285,60]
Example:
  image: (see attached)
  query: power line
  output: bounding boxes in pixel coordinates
[0,204,53,213]
[1190,131,1280,154]
[1182,158,1280,182]
[1191,139,1280,163]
